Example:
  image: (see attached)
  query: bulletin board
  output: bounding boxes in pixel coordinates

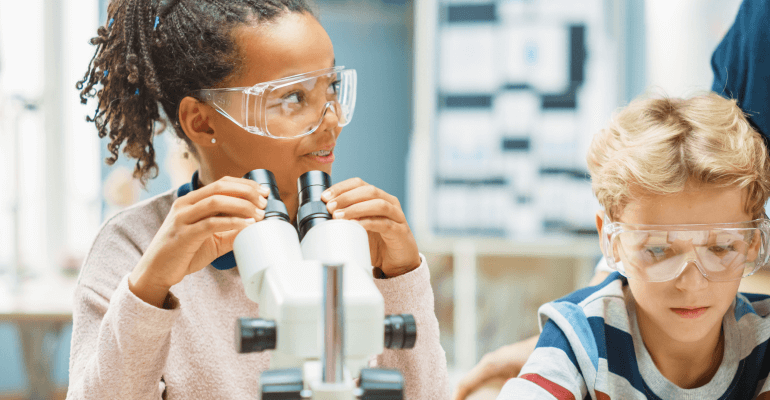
[428,0,623,240]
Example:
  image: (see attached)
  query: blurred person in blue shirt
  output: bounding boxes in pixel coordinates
[711,0,770,142]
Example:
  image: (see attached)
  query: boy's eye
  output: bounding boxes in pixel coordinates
[643,246,671,259]
[708,245,735,257]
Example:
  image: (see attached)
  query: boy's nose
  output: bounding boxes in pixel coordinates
[674,260,709,291]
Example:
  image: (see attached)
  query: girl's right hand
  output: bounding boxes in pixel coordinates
[128,176,269,308]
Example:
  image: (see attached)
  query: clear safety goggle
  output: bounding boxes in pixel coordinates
[602,214,770,282]
[192,66,357,139]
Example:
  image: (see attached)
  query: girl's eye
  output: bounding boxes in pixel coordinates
[283,91,305,104]
[328,80,341,95]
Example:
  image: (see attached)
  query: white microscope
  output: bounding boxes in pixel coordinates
[233,170,416,399]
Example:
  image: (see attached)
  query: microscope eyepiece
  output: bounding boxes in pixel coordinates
[243,169,290,223]
[297,171,332,241]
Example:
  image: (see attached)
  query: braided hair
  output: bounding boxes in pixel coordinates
[77,0,315,185]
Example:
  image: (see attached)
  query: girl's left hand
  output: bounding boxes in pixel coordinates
[323,178,421,277]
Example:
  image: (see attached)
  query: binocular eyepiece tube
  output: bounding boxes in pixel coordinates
[243,169,334,240]
[297,171,333,241]
[243,169,290,223]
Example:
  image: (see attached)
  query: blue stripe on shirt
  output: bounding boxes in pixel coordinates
[551,302,600,370]
[741,292,770,304]
[603,323,656,398]
[734,296,753,321]
[538,319,580,368]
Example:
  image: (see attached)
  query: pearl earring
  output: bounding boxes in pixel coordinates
[211,138,216,144]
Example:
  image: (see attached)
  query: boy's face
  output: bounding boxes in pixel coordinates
[615,184,749,344]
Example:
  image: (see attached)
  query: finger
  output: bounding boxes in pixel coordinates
[180,195,266,224]
[235,176,271,197]
[326,185,403,214]
[326,184,400,213]
[187,216,256,239]
[322,177,368,202]
[333,199,406,224]
[351,216,405,235]
[189,228,244,272]
[180,176,269,206]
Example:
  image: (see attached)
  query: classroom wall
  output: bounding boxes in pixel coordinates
[316,0,414,217]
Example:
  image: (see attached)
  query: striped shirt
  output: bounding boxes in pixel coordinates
[498,272,770,399]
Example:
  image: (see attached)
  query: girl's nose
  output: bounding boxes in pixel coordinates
[313,102,340,134]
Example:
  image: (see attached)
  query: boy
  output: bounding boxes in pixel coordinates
[498,93,770,399]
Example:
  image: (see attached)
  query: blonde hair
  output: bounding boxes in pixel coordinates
[587,93,770,220]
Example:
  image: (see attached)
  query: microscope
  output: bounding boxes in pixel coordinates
[233,170,417,399]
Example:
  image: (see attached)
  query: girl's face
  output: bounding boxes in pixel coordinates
[202,12,338,221]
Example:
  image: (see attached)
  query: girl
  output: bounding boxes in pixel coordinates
[67,0,448,398]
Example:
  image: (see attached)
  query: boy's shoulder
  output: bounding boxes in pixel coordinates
[555,271,626,305]
[524,273,636,397]
[732,292,770,356]
[538,271,628,330]
[736,291,770,319]
[536,272,632,363]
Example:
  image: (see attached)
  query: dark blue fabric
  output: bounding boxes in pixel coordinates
[711,0,770,140]
[537,319,581,369]
[176,171,238,271]
[602,324,659,399]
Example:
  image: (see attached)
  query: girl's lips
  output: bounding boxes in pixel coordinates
[671,307,708,319]
[307,150,335,164]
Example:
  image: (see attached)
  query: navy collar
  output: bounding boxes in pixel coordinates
[176,171,238,271]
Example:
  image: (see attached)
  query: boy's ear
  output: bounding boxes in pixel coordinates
[747,229,763,262]
[178,96,216,148]
[596,210,606,253]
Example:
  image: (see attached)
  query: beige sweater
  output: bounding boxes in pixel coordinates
[66,189,449,399]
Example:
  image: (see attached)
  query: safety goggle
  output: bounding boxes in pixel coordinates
[192,66,356,139]
[602,214,770,282]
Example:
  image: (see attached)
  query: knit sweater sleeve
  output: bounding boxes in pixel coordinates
[67,197,180,400]
[372,254,450,400]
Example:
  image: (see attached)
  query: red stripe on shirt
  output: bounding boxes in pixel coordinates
[519,373,576,400]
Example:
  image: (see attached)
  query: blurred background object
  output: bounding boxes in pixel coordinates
[0,0,749,398]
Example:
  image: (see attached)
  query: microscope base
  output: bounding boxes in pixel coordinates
[259,362,404,400]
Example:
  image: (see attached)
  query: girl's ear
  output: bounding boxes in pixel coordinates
[178,96,216,147]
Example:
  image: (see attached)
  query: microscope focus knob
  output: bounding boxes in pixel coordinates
[261,368,303,400]
[358,368,404,399]
[236,318,277,353]
[383,314,417,349]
